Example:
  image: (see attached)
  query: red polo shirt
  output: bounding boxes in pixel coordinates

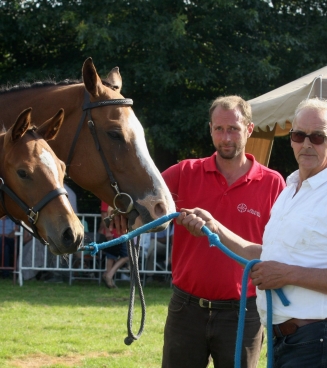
[162,153,285,300]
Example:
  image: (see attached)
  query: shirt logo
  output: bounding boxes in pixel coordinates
[237,203,260,217]
[237,203,247,213]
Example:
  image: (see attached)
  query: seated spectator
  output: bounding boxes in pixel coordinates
[140,233,151,258]
[99,201,129,289]
[146,223,174,278]
[0,216,16,278]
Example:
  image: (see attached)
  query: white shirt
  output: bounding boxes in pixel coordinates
[257,168,327,325]
[139,233,151,256]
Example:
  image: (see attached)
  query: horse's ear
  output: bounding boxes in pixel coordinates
[106,67,122,93]
[11,107,32,142]
[82,57,105,98]
[37,109,64,141]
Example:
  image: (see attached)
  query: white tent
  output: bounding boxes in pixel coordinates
[245,66,327,165]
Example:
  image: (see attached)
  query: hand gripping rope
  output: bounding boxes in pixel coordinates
[80,212,290,368]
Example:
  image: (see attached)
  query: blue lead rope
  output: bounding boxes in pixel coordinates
[84,212,181,256]
[201,227,290,368]
[81,212,290,368]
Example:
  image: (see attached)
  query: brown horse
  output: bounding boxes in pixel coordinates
[0,108,84,255]
[0,58,175,230]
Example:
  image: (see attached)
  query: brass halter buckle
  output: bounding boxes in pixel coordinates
[27,208,39,225]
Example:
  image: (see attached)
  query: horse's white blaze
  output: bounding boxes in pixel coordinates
[40,148,60,187]
[39,148,72,211]
[127,111,176,213]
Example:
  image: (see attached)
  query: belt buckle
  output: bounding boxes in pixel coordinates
[199,298,212,308]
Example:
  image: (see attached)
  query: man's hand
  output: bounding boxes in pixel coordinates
[107,211,128,235]
[176,208,219,237]
[250,261,290,290]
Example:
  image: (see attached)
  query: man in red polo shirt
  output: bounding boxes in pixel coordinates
[161,95,285,368]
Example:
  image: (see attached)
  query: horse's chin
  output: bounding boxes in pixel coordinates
[47,240,62,256]
[46,237,80,256]
[127,208,170,232]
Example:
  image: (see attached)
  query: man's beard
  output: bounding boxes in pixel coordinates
[217,144,241,159]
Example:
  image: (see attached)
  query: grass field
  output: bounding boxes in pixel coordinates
[0,278,267,368]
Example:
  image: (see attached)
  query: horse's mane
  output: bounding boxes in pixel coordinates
[0,79,82,95]
[0,79,115,94]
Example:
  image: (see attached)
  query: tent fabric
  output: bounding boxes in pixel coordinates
[244,66,327,166]
[248,66,327,133]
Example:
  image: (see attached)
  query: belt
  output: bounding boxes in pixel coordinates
[173,286,241,310]
[273,318,325,338]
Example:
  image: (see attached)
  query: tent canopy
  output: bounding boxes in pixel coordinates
[245,66,327,166]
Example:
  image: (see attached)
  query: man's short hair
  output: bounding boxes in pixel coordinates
[209,95,252,125]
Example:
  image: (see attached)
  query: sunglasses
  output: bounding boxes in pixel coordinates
[290,129,327,145]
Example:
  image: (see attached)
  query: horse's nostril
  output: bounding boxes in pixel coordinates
[62,227,74,248]
[154,202,166,217]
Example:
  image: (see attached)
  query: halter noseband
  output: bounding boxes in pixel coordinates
[66,91,135,218]
[0,178,68,245]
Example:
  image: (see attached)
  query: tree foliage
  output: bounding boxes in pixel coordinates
[0,0,326,174]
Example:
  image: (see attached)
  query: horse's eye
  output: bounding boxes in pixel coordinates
[17,170,28,179]
[107,131,123,141]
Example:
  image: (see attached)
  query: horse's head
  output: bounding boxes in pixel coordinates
[70,57,175,231]
[0,108,84,255]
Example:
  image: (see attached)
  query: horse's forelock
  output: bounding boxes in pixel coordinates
[101,79,117,91]
[0,125,7,134]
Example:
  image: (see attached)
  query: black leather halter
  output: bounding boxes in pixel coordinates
[0,178,67,245]
[66,91,135,218]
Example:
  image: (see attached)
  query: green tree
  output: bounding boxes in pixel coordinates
[0,0,326,174]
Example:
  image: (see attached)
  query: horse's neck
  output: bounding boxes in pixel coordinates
[0,85,85,163]
[0,84,84,129]
[0,138,7,219]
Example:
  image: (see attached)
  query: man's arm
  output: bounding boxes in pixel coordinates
[251,261,327,294]
[176,208,262,261]
[178,208,327,294]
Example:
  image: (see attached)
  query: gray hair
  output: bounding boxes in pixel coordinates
[293,98,327,125]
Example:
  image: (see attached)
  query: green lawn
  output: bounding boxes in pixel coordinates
[0,278,267,368]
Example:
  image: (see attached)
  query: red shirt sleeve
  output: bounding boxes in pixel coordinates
[101,201,109,212]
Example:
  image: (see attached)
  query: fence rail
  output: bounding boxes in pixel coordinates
[2,214,172,286]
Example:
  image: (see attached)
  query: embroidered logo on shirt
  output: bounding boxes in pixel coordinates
[237,203,260,217]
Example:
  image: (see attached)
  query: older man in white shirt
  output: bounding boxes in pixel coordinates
[176,98,327,367]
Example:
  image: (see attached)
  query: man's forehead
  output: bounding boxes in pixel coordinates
[212,107,243,121]
[294,108,327,131]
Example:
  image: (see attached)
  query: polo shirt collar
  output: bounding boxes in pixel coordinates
[204,152,263,181]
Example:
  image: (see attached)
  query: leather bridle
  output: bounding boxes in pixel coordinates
[66,90,135,220]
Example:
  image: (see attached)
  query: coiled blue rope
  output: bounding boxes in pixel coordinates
[80,212,290,368]
[202,227,290,368]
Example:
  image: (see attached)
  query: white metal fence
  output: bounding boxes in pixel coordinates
[12,213,172,286]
